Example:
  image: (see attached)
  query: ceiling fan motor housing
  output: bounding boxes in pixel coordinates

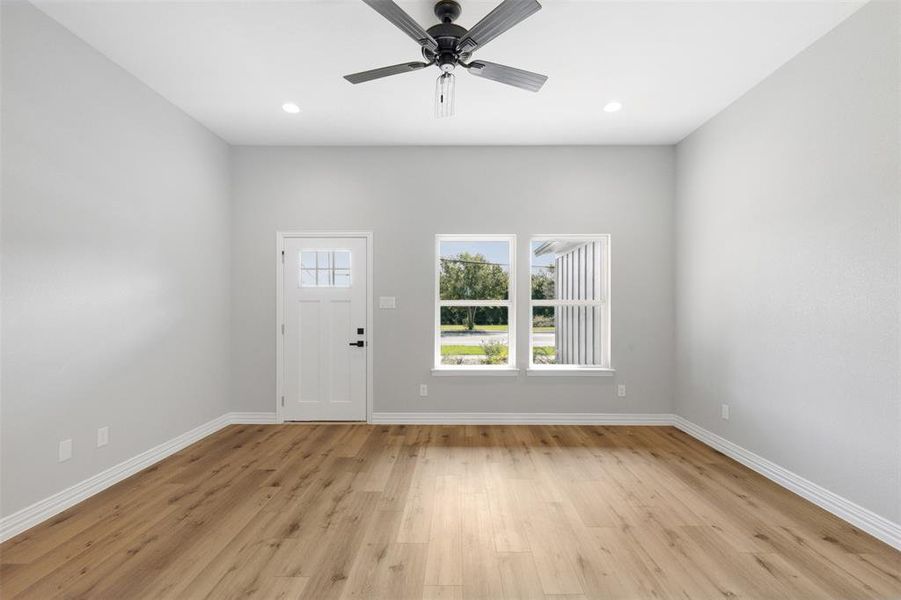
[424,1,469,68]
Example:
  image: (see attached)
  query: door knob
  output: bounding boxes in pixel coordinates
[349,340,365,347]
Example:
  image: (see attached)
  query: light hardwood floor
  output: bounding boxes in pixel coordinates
[1,424,899,599]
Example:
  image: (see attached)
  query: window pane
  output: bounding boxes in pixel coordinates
[300,251,353,289]
[531,240,602,301]
[334,269,351,287]
[300,269,316,287]
[532,306,602,366]
[301,251,317,269]
[531,306,556,364]
[333,250,351,269]
[440,306,509,366]
[439,240,509,300]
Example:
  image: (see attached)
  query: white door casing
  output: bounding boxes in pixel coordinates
[279,234,369,421]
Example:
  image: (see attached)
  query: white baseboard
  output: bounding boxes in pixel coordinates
[370,412,673,425]
[230,412,278,424]
[671,415,901,551]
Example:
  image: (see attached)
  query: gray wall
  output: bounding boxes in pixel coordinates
[230,146,675,415]
[1,2,232,516]
[674,0,900,523]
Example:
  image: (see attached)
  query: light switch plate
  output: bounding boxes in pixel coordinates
[379,296,397,309]
[97,426,109,447]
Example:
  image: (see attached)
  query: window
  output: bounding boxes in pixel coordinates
[435,235,516,370]
[301,250,351,288]
[530,236,610,371]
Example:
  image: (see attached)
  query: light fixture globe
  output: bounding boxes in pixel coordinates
[435,72,456,118]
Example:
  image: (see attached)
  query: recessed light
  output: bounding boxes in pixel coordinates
[282,102,301,114]
[603,101,623,113]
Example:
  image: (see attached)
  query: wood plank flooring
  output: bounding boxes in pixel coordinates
[1,424,899,599]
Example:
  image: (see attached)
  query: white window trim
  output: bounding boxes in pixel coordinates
[528,234,612,374]
[434,234,517,372]
[526,367,614,376]
[432,367,520,376]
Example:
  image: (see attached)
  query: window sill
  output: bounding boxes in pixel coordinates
[431,368,520,377]
[526,368,616,377]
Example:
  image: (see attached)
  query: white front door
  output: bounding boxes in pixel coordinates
[282,236,368,421]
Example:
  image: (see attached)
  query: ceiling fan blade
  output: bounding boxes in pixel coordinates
[344,61,431,84]
[456,0,541,54]
[466,60,547,92]
[360,0,439,52]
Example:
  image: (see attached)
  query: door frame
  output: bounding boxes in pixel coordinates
[276,231,374,424]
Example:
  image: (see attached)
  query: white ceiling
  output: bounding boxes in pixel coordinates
[35,0,864,145]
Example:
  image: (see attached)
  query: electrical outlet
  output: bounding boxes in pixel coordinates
[617,384,627,397]
[59,439,72,462]
[97,426,109,447]
[419,384,428,397]
[721,404,730,420]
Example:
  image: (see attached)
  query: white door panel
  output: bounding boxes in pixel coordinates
[328,299,352,404]
[282,236,367,421]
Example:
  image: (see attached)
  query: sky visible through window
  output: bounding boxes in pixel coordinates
[530,241,554,272]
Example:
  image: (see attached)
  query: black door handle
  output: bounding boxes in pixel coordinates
[349,340,364,347]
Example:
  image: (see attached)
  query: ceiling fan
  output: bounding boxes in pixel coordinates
[344,0,547,118]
